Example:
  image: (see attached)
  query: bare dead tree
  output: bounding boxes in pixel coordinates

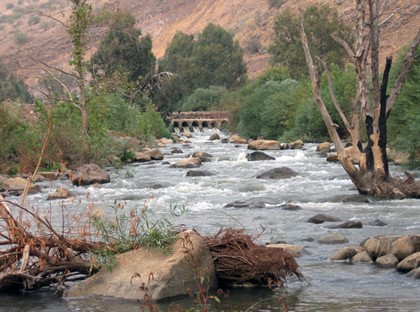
[300,0,420,197]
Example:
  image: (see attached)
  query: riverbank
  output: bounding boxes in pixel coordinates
[1,130,419,311]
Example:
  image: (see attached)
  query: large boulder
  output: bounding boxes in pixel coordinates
[47,188,73,200]
[229,134,248,144]
[330,246,364,261]
[134,152,152,162]
[363,236,399,260]
[327,221,363,229]
[192,151,213,162]
[186,170,215,177]
[316,142,331,153]
[266,243,304,257]
[352,251,373,263]
[407,267,420,279]
[396,252,420,273]
[2,177,40,195]
[170,158,201,169]
[375,254,399,268]
[181,132,193,138]
[159,138,174,145]
[65,231,217,301]
[390,235,420,261]
[289,140,304,149]
[307,214,342,224]
[246,151,275,161]
[209,133,220,141]
[248,140,280,150]
[256,167,298,179]
[71,164,110,186]
[141,148,164,161]
[317,233,348,245]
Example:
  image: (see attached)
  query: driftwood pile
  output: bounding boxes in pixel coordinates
[0,194,99,291]
[1,194,302,292]
[204,228,303,286]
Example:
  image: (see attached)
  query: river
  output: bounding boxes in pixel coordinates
[1,130,419,311]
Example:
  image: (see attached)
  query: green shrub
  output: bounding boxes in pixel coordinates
[139,105,171,141]
[6,3,14,10]
[90,201,187,269]
[238,79,299,140]
[14,32,29,44]
[267,0,286,9]
[181,86,228,111]
[28,15,41,26]
[245,37,262,54]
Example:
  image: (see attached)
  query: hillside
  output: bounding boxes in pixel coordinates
[0,0,419,92]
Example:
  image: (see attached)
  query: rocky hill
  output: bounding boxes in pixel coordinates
[0,0,419,91]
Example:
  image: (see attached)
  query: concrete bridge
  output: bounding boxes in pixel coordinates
[167,111,228,131]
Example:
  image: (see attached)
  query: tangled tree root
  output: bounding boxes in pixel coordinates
[0,195,100,291]
[204,228,303,286]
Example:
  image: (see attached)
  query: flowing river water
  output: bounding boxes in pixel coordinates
[1,130,419,311]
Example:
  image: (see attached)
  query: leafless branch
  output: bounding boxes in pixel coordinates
[31,9,68,28]
[320,59,352,131]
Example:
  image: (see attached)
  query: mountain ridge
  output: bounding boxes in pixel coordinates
[0,0,419,90]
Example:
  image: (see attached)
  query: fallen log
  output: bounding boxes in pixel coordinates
[204,228,303,286]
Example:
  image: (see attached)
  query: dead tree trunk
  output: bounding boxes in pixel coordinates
[300,0,420,198]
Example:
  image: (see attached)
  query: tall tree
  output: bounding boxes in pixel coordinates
[67,0,93,132]
[156,32,196,115]
[193,23,247,89]
[271,5,352,79]
[300,0,420,197]
[89,9,156,83]
[157,24,247,115]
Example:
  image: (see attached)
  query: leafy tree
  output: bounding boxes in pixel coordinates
[157,24,247,115]
[180,86,228,111]
[67,0,93,132]
[193,23,247,89]
[238,78,299,140]
[270,5,352,79]
[90,9,156,83]
[157,32,196,115]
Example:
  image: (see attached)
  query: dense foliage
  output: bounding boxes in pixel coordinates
[388,46,420,167]
[1,2,418,174]
[89,9,156,83]
[157,23,247,115]
[270,5,353,79]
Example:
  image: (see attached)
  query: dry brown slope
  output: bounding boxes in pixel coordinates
[0,0,419,88]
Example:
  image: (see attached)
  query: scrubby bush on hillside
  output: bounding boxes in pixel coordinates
[267,0,286,9]
[0,62,33,103]
[14,32,29,44]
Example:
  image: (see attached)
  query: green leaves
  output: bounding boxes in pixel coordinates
[157,23,247,114]
[90,9,156,83]
[388,46,420,166]
[270,4,353,79]
[90,200,188,269]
